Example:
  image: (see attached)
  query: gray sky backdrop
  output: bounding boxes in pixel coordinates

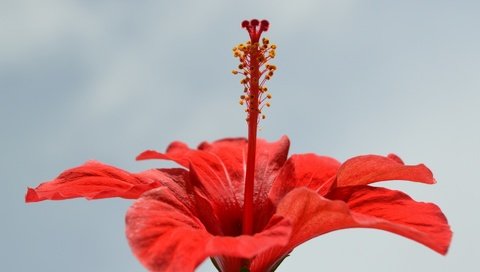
[2,0,479,271]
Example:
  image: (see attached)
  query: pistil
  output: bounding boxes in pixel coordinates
[232,19,276,235]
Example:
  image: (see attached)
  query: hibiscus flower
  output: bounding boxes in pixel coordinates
[26,19,451,272]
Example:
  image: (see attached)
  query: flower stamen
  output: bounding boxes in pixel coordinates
[232,19,276,237]
[233,22,277,123]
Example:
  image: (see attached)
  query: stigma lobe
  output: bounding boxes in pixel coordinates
[241,19,270,43]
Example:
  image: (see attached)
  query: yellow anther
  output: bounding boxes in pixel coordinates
[233,35,276,118]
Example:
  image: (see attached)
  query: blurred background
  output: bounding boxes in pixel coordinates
[1,0,479,271]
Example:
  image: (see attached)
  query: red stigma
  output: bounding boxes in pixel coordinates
[242,19,270,43]
[260,20,270,31]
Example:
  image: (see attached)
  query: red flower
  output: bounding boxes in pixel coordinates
[26,136,451,272]
[26,19,451,272]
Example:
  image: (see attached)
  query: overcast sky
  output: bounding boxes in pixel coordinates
[2,0,479,271]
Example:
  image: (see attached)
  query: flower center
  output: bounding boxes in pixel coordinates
[232,19,277,236]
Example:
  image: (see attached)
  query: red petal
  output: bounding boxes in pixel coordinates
[140,139,250,236]
[136,141,193,167]
[249,136,290,207]
[25,161,165,202]
[269,153,340,204]
[328,186,451,254]
[126,187,292,272]
[186,151,245,236]
[254,187,451,270]
[336,154,435,187]
[253,188,355,271]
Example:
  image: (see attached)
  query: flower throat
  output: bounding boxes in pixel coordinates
[232,19,277,235]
